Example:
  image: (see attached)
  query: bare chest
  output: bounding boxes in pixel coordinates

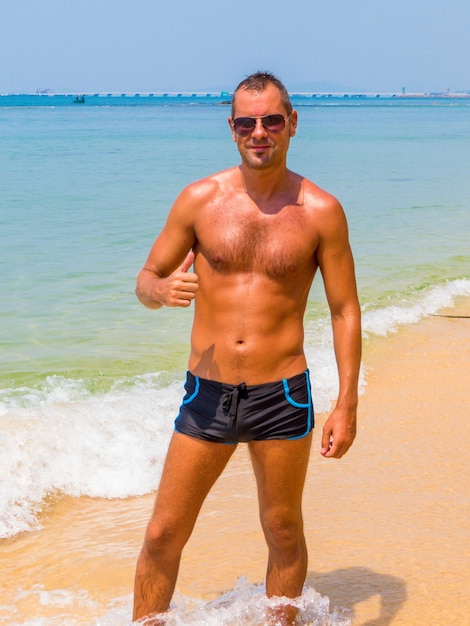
[195,201,317,278]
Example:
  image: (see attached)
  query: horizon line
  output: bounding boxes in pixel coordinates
[2,90,470,98]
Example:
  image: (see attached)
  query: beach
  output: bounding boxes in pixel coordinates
[1,298,469,625]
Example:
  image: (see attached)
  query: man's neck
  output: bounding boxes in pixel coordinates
[239,165,300,212]
[240,163,291,195]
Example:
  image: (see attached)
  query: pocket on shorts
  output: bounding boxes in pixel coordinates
[182,373,200,405]
[283,372,311,408]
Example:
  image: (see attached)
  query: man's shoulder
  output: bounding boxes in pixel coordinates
[182,167,238,201]
[294,179,350,252]
[301,177,342,212]
[298,177,347,238]
[169,167,240,222]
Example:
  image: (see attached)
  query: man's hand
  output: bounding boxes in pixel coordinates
[321,405,357,459]
[136,251,199,309]
[160,251,199,307]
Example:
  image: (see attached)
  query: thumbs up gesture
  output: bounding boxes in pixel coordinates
[136,250,199,309]
[165,251,199,308]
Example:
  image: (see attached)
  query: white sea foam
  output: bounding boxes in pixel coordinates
[361,278,470,337]
[0,374,179,538]
[4,579,351,625]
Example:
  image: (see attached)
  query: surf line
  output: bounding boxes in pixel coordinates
[431,314,470,319]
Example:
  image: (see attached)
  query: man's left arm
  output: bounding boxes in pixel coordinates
[316,198,362,459]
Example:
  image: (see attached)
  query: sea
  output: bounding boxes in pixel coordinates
[1,92,469,625]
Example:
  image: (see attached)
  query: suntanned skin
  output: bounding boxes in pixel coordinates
[133,81,361,624]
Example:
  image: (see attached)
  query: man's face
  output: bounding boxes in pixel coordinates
[228,84,297,170]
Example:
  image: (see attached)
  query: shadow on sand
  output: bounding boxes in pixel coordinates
[307,567,407,626]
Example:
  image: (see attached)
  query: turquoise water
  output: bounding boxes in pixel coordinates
[0,96,469,540]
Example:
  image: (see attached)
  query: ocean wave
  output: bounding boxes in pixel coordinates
[362,278,470,336]
[0,375,179,538]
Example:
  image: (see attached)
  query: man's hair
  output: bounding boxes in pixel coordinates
[231,71,292,118]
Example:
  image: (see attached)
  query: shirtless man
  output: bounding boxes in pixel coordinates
[132,72,361,624]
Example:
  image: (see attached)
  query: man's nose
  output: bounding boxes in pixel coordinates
[252,118,268,138]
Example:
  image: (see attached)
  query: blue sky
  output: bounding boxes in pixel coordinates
[1,0,469,94]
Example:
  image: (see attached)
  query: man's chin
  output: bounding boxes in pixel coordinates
[243,154,273,170]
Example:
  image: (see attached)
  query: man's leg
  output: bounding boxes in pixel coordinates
[248,433,312,623]
[133,432,236,623]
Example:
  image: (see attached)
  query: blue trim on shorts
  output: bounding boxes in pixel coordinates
[182,373,200,404]
[283,370,313,440]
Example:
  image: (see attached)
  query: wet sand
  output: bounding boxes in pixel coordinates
[1,299,469,625]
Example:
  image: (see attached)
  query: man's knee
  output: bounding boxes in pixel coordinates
[261,509,304,551]
[143,516,190,557]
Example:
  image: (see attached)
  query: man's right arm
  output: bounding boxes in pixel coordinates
[135,185,200,309]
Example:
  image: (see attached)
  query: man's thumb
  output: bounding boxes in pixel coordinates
[180,250,195,273]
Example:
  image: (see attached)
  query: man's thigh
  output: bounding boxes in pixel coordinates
[151,432,237,529]
[248,433,313,514]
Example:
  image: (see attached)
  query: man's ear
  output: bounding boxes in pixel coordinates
[228,117,237,142]
[289,110,298,137]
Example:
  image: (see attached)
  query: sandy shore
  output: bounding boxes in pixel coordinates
[1,298,469,625]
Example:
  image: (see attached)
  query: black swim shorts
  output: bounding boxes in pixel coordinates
[174,370,314,443]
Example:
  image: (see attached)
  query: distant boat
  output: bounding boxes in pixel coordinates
[73,95,85,104]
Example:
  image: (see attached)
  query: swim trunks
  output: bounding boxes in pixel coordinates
[174,370,314,443]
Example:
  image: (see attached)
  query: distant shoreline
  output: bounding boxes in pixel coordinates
[2,90,470,99]
[2,91,469,110]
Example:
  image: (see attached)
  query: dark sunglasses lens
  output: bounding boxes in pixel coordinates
[233,117,256,135]
[233,114,287,135]
[262,115,286,131]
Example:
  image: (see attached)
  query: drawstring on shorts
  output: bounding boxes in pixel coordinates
[222,382,247,426]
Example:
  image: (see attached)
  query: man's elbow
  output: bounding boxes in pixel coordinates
[331,301,361,323]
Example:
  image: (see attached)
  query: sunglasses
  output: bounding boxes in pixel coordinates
[231,113,292,137]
